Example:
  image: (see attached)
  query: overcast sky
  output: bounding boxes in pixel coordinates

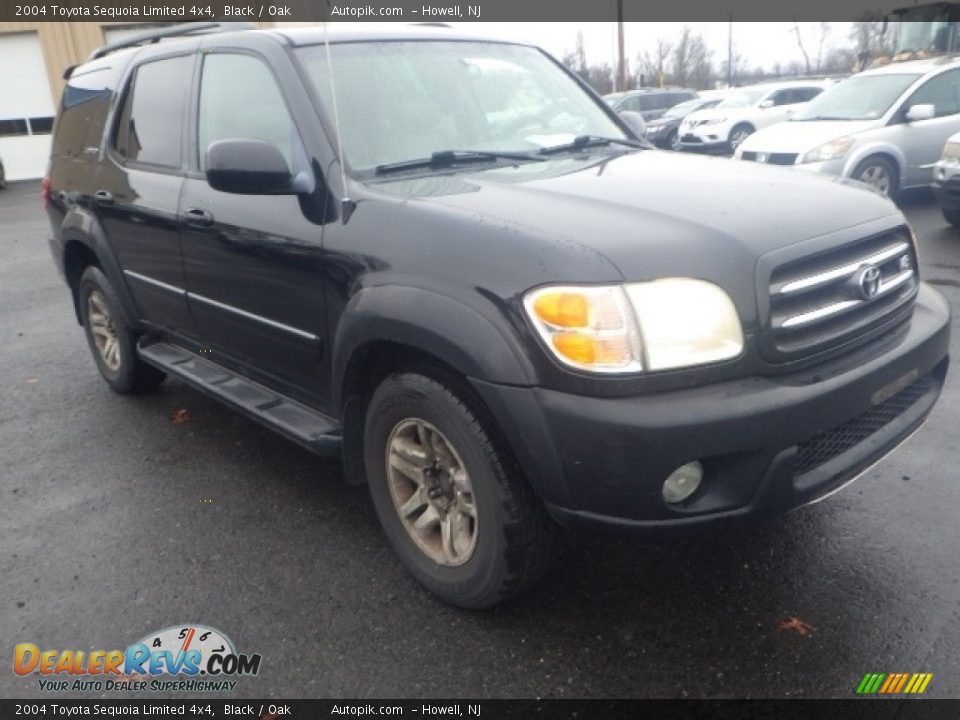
[333,22,856,73]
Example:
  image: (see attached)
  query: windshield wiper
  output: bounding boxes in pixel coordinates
[538,135,645,155]
[793,115,854,121]
[375,150,545,175]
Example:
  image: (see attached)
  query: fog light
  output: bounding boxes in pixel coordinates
[662,461,703,504]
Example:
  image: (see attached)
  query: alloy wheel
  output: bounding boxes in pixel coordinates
[385,418,478,566]
[87,290,121,371]
[858,164,891,196]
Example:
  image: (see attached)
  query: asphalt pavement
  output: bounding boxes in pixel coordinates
[2,178,959,699]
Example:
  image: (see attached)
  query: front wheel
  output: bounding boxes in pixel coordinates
[728,124,754,152]
[364,372,557,608]
[667,129,682,152]
[852,156,898,199]
[943,206,960,228]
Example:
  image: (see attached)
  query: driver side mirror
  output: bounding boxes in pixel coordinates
[905,104,936,122]
[759,99,774,109]
[618,110,646,138]
[206,139,315,195]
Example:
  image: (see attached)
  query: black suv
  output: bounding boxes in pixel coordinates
[46,23,950,608]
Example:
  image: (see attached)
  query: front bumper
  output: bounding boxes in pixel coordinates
[679,126,731,151]
[471,284,950,534]
[932,164,960,210]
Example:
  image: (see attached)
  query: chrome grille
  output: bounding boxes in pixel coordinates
[767,231,918,359]
[741,151,799,165]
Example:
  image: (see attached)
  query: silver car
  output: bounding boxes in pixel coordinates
[933,131,960,226]
[735,57,960,198]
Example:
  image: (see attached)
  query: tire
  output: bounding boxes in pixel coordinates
[364,372,558,608]
[0,163,6,190]
[78,266,165,394]
[943,206,960,228]
[667,129,682,152]
[727,124,754,152]
[852,156,899,199]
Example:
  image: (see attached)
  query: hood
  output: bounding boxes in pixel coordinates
[370,150,902,295]
[739,119,878,154]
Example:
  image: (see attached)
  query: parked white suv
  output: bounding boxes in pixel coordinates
[679,80,830,152]
[735,58,960,198]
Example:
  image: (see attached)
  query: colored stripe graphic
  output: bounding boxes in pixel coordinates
[856,672,932,694]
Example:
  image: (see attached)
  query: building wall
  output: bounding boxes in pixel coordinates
[0,22,276,179]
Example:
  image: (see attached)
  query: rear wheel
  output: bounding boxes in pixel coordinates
[943,206,960,228]
[364,372,557,608]
[852,156,898,198]
[78,266,165,394]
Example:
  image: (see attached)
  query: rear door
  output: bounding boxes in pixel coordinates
[178,50,329,406]
[96,54,196,337]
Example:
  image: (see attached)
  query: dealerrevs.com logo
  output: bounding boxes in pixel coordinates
[14,624,262,693]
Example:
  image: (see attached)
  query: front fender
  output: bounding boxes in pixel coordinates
[331,285,537,408]
[842,141,907,180]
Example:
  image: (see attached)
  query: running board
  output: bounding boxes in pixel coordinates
[137,340,341,456]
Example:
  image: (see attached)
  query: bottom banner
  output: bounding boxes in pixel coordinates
[3,699,960,720]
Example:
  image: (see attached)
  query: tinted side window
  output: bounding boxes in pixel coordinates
[793,87,823,102]
[114,55,191,167]
[908,69,960,117]
[769,90,793,106]
[52,66,119,157]
[197,53,301,171]
[637,95,660,111]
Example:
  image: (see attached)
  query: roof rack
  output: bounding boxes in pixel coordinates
[86,21,256,62]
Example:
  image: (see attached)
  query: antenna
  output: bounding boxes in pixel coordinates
[321,19,354,223]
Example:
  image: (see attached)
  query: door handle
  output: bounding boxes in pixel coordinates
[183,207,214,227]
[94,190,114,205]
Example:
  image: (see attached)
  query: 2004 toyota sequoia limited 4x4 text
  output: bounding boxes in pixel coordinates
[45,23,950,608]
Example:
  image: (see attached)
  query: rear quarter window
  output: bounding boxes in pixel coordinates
[52,65,121,158]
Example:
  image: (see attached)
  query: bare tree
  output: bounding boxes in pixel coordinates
[815,22,831,72]
[793,20,813,75]
[671,26,691,87]
[688,34,714,89]
[638,38,672,88]
[850,14,896,68]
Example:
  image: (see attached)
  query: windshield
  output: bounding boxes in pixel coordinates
[792,73,921,121]
[895,10,953,53]
[296,41,628,174]
[664,98,707,118]
[717,89,766,108]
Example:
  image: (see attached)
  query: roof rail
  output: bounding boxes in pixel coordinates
[86,21,256,61]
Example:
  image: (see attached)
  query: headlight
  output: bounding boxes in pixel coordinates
[941,140,960,163]
[801,136,854,163]
[524,279,744,373]
[700,117,726,126]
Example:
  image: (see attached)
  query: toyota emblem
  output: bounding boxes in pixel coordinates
[856,265,882,299]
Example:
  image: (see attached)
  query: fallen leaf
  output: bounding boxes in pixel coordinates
[171,409,189,425]
[778,617,814,636]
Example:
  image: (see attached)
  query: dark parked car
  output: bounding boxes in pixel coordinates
[644,97,722,150]
[603,87,697,121]
[46,24,949,608]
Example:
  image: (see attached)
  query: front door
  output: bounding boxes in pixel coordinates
[178,51,329,407]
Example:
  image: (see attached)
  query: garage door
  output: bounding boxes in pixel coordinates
[0,32,55,181]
